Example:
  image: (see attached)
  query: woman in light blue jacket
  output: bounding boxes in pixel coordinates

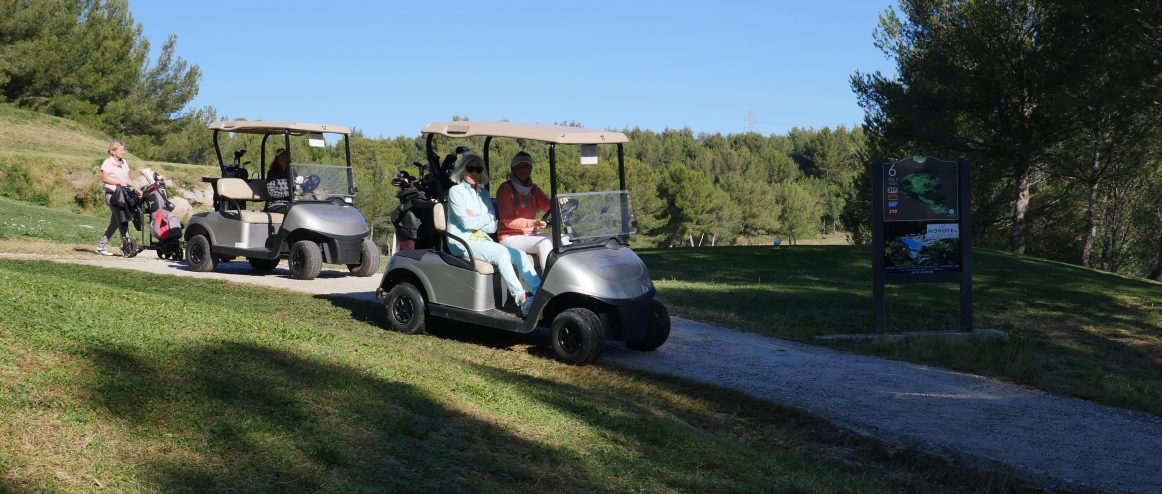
[446,154,540,315]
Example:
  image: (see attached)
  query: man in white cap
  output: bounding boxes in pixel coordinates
[495,151,553,271]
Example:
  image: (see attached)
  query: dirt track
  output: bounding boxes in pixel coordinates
[5,251,1160,493]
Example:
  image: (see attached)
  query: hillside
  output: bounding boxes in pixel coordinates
[0,105,216,216]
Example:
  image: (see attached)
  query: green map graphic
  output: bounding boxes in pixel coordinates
[900,167,948,214]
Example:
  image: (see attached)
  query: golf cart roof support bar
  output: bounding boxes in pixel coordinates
[483,136,493,176]
[260,134,270,178]
[617,143,626,191]
[212,130,224,174]
[549,143,559,254]
[344,135,354,194]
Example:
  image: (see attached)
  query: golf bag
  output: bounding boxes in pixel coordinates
[139,169,183,260]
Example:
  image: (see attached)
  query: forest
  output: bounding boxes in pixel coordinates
[1,0,1160,280]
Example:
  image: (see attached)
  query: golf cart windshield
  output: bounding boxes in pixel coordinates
[557,190,636,250]
[290,163,355,200]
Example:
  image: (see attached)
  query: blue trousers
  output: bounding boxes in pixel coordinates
[452,239,540,300]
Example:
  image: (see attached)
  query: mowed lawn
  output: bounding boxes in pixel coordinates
[0,260,1030,493]
[639,245,1162,416]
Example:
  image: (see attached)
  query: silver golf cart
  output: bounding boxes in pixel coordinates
[376,122,669,364]
[184,120,380,280]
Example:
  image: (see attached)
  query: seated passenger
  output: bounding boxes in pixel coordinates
[265,148,291,213]
[496,151,552,271]
[447,154,540,315]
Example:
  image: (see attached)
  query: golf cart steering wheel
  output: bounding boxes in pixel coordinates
[298,174,322,197]
[541,197,579,225]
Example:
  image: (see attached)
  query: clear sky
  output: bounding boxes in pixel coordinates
[128,1,898,139]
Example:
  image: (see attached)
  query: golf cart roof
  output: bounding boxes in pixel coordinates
[422,121,629,144]
[208,120,351,135]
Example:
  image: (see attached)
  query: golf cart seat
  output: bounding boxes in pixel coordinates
[432,202,494,275]
[217,178,285,224]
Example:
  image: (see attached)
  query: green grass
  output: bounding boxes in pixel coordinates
[0,195,113,244]
[639,245,1162,416]
[0,260,1029,493]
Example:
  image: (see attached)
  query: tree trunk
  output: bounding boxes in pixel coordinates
[1081,179,1100,268]
[1150,226,1162,281]
[1010,172,1031,254]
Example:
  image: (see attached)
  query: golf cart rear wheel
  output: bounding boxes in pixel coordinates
[186,235,216,272]
[550,308,604,365]
[347,239,381,277]
[289,240,322,280]
[384,282,426,335]
[248,257,279,273]
[626,299,671,352]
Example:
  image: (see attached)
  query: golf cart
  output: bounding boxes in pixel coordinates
[184,120,380,280]
[376,122,669,365]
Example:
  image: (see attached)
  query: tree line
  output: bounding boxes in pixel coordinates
[208,125,866,250]
[4,0,1161,281]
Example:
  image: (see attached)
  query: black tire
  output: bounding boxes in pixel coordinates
[626,299,671,352]
[550,308,605,365]
[384,282,426,335]
[156,249,165,260]
[248,257,279,273]
[347,239,381,277]
[289,240,322,280]
[186,235,216,272]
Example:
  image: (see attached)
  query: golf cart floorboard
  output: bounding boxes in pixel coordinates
[428,304,528,333]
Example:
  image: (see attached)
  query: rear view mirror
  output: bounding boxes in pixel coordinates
[308,132,326,147]
[580,144,598,165]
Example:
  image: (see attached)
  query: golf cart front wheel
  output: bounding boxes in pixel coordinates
[550,308,604,365]
[384,282,426,335]
[626,299,671,352]
[347,239,381,277]
[289,240,322,280]
[186,235,216,272]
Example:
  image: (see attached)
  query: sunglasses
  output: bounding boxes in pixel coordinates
[466,166,484,173]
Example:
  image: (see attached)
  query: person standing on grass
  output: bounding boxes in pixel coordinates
[96,140,137,256]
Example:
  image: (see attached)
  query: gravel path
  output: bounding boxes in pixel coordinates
[6,251,1160,493]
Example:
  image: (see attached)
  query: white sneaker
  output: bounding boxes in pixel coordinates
[95,248,115,256]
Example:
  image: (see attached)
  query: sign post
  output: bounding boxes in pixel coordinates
[871,154,972,333]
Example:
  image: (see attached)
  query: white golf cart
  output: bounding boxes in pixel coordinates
[376,122,669,364]
[184,120,380,280]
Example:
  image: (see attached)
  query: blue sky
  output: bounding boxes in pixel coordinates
[128,1,898,139]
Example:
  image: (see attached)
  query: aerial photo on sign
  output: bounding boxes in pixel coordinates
[883,222,962,274]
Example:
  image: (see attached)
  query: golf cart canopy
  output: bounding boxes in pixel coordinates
[209,120,352,136]
[422,122,628,144]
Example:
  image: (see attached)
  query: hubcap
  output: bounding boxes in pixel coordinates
[392,296,413,323]
[557,325,580,353]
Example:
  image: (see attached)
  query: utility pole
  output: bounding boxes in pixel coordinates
[745,111,756,133]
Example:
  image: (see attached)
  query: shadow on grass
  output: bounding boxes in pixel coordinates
[76,341,606,493]
[321,294,546,353]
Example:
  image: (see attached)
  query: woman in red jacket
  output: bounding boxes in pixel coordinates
[495,152,552,272]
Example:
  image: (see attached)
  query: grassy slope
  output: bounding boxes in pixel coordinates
[639,245,1162,416]
[0,104,215,215]
[0,260,1026,493]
